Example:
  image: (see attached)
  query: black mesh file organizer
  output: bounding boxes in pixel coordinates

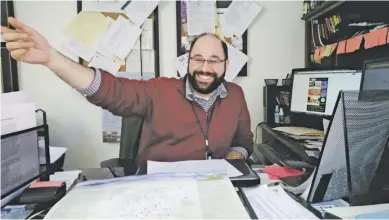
[306,90,389,204]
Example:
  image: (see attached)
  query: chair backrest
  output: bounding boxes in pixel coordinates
[119,115,144,160]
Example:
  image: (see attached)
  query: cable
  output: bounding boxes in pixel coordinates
[27,209,46,219]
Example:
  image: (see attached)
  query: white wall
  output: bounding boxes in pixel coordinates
[14,1,305,169]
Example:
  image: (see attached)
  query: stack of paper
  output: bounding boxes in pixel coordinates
[50,170,82,191]
[44,173,250,219]
[242,185,319,219]
[147,159,243,178]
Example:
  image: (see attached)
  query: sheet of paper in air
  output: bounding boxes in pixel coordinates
[225,45,249,82]
[221,0,262,37]
[88,53,121,75]
[147,159,243,178]
[99,16,142,60]
[122,0,160,27]
[64,11,110,47]
[174,53,189,76]
[186,0,216,36]
[242,185,319,219]
[134,19,154,50]
[44,173,250,219]
[1,102,36,135]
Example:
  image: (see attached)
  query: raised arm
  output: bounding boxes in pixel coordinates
[1,17,153,117]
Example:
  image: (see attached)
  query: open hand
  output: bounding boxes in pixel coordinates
[1,17,51,65]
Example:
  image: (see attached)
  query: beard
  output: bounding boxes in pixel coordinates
[188,71,225,95]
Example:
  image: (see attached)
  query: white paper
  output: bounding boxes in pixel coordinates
[147,159,243,178]
[324,203,389,219]
[39,145,67,164]
[243,185,319,219]
[88,53,121,75]
[50,170,81,190]
[134,19,154,50]
[123,0,159,27]
[225,45,248,82]
[126,50,155,73]
[44,173,249,219]
[187,0,216,36]
[99,16,142,60]
[1,91,29,104]
[323,118,330,135]
[62,37,97,62]
[221,0,262,37]
[80,0,125,13]
[1,103,36,135]
[174,53,189,76]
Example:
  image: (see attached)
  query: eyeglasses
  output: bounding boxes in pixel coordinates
[189,57,226,66]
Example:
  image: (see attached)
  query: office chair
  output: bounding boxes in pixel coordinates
[100,115,144,176]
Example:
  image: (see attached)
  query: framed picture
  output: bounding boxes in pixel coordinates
[175,0,248,77]
[1,0,19,93]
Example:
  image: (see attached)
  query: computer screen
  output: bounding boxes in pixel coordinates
[1,129,40,200]
[290,69,362,116]
[359,57,389,101]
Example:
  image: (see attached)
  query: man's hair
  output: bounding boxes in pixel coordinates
[188,33,228,60]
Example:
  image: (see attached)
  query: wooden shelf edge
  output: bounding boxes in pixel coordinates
[301,0,346,21]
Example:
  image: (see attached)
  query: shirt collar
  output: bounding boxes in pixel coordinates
[185,78,227,101]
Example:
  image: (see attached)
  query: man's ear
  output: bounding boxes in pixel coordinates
[225,59,230,72]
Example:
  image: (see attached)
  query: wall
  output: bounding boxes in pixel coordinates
[14,1,305,169]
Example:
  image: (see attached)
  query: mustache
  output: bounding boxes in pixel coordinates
[193,71,217,77]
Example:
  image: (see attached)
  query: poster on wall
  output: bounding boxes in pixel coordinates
[307,77,328,113]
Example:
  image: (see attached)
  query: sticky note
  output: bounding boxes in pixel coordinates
[319,47,326,58]
[330,42,338,55]
[30,181,64,188]
[377,27,388,46]
[314,48,321,61]
[322,45,332,57]
[345,35,363,53]
[65,11,110,47]
[336,40,346,54]
[364,30,380,49]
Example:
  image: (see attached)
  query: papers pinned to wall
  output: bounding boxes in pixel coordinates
[62,1,159,77]
[175,0,263,81]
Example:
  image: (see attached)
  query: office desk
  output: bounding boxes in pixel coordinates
[29,167,258,219]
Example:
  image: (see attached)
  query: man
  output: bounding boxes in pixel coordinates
[1,17,253,164]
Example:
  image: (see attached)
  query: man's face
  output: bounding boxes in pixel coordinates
[188,35,229,94]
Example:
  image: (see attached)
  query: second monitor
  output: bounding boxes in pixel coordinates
[290,69,362,117]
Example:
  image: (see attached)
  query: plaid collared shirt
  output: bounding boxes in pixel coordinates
[185,79,248,159]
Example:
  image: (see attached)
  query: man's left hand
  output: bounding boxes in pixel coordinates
[225,151,244,160]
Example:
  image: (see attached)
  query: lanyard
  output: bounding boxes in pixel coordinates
[191,102,216,160]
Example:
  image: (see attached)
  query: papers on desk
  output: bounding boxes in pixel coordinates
[242,185,319,219]
[147,159,243,178]
[50,170,82,191]
[1,92,36,135]
[324,203,389,219]
[44,173,250,219]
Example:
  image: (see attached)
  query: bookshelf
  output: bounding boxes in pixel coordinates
[302,1,389,69]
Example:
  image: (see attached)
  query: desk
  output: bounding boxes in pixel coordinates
[28,167,258,219]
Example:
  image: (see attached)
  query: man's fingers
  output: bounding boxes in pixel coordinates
[8,17,35,35]
[2,32,29,42]
[10,49,27,60]
[6,41,33,51]
[0,26,16,34]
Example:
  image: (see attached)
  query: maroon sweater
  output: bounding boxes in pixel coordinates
[87,70,254,164]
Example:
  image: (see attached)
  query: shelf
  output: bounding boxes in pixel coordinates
[301,0,346,21]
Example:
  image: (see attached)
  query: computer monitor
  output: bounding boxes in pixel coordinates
[1,126,43,207]
[359,57,389,101]
[290,69,362,117]
[306,90,389,204]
